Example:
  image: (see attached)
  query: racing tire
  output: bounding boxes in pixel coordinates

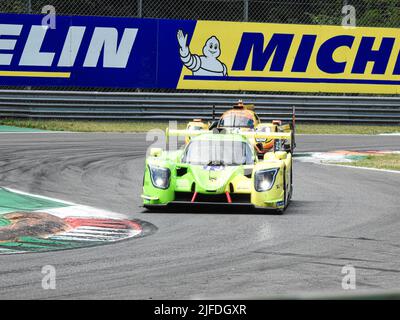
[275,168,287,215]
[289,159,293,201]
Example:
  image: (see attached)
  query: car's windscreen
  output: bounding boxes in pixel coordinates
[219,114,255,128]
[182,139,254,166]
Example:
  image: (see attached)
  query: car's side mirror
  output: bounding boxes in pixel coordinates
[274,140,292,152]
[283,143,292,152]
[209,120,218,130]
[150,148,163,157]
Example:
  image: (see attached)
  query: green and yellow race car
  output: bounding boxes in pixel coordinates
[141,129,294,213]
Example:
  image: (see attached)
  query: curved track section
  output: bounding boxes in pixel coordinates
[0,186,156,255]
[0,133,399,299]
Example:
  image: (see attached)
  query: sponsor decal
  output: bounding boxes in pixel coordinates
[276,201,285,207]
[0,187,155,254]
[177,29,228,77]
[203,165,224,171]
[2,13,400,93]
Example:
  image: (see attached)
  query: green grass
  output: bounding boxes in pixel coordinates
[340,154,400,171]
[0,118,399,134]
[295,124,400,135]
[0,119,186,132]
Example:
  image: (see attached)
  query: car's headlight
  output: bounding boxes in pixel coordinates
[254,168,279,192]
[149,165,171,189]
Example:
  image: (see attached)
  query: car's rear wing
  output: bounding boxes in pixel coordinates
[239,131,292,141]
[166,128,209,137]
[166,128,292,151]
[167,128,291,140]
[167,128,294,153]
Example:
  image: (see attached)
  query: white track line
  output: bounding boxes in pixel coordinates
[322,162,400,174]
[2,187,75,205]
[379,133,400,136]
[0,131,65,134]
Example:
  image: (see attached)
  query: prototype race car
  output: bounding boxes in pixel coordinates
[141,129,293,213]
[185,100,295,156]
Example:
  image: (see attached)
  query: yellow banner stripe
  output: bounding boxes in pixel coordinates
[0,71,71,78]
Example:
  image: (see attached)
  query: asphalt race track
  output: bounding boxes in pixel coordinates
[0,132,399,299]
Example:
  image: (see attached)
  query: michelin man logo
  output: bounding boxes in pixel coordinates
[177,30,228,76]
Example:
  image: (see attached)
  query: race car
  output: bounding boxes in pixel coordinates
[184,100,295,156]
[141,129,293,213]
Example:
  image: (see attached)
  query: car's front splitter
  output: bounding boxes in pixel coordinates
[143,201,282,212]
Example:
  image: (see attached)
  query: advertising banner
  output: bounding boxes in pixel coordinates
[1,13,400,93]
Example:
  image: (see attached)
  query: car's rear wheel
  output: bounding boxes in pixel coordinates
[289,159,293,200]
[276,168,287,215]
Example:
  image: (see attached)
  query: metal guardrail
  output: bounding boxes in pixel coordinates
[0,90,399,124]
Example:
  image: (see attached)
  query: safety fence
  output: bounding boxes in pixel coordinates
[3,0,400,28]
[0,90,399,123]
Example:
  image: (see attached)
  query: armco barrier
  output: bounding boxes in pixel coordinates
[0,90,399,124]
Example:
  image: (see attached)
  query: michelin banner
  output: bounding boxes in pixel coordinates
[1,13,400,94]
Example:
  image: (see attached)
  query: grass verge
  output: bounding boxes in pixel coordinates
[337,154,400,171]
[0,119,186,132]
[0,119,399,134]
[295,124,400,135]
